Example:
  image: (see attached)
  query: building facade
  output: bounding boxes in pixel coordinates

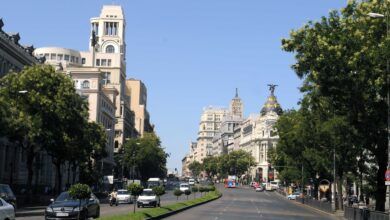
[195,106,227,162]
[125,79,153,137]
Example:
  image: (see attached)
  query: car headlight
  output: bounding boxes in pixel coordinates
[73,206,81,211]
[46,207,53,212]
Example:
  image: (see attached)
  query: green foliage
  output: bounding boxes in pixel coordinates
[152,186,165,196]
[128,183,144,197]
[191,186,199,193]
[98,190,221,220]
[0,65,102,193]
[123,133,168,182]
[280,0,388,211]
[173,189,182,200]
[202,157,219,177]
[68,183,91,200]
[188,161,202,178]
[184,189,191,200]
[208,185,216,191]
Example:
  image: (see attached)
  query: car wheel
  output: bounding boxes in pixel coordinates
[83,210,89,220]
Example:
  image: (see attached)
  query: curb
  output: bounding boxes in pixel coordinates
[273,191,346,220]
[146,193,223,220]
[16,210,45,217]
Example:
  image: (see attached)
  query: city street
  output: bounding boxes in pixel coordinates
[164,186,336,220]
[17,189,181,220]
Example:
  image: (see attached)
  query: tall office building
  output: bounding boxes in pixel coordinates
[195,106,227,162]
[125,79,153,137]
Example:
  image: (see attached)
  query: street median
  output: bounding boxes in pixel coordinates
[98,190,222,220]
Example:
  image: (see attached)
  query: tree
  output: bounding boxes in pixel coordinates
[78,122,108,186]
[0,65,89,193]
[184,189,191,200]
[188,161,202,178]
[219,150,255,178]
[191,186,199,199]
[124,133,168,183]
[68,183,91,220]
[128,183,144,213]
[152,186,165,207]
[281,1,388,210]
[173,189,183,200]
[202,156,219,179]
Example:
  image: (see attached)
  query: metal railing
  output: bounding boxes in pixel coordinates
[344,206,388,220]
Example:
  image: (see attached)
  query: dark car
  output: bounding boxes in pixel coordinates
[45,192,100,220]
[0,184,16,208]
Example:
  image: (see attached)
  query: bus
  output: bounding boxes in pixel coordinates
[147,178,163,188]
[224,175,237,188]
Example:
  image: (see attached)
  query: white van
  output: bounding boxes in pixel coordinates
[188,178,195,186]
[179,183,190,192]
[270,180,280,190]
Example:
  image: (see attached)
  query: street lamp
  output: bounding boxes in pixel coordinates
[368,9,390,212]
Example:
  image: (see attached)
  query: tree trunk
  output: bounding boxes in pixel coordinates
[55,161,63,194]
[337,175,343,210]
[25,142,35,193]
[375,154,387,211]
[72,162,77,185]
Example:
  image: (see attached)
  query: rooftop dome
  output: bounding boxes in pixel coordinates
[260,84,283,116]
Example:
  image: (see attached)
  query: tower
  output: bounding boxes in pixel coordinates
[229,88,244,119]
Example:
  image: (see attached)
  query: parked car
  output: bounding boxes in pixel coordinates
[0,197,15,220]
[45,191,100,219]
[179,183,190,192]
[117,189,132,204]
[287,192,301,200]
[137,189,158,208]
[255,186,264,192]
[0,184,16,209]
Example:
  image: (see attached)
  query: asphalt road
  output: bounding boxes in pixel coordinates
[163,185,337,220]
[17,189,182,220]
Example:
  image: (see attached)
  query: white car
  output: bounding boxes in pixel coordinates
[188,179,195,186]
[179,183,190,192]
[137,189,158,208]
[117,189,132,204]
[287,192,301,200]
[0,197,15,220]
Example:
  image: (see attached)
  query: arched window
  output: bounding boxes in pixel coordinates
[105,45,115,53]
[81,80,90,89]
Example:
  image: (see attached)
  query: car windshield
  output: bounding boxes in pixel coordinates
[180,184,189,187]
[55,192,90,202]
[141,191,155,196]
[118,190,129,195]
[0,185,15,198]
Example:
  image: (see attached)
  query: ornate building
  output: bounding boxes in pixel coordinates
[240,85,282,182]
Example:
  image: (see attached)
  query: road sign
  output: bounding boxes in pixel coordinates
[386,181,390,186]
[385,170,390,181]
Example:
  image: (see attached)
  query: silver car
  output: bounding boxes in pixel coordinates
[117,189,132,204]
[0,198,15,220]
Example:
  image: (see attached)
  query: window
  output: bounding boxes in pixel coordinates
[75,57,79,63]
[64,55,70,61]
[81,80,90,89]
[96,59,100,66]
[102,72,111,85]
[44,53,49,60]
[106,45,115,53]
[101,59,107,66]
[81,58,86,64]
[50,53,56,60]
[57,54,63,60]
[70,56,75,62]
[107,59,112,66]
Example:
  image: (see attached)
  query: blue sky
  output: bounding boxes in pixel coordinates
[1,0,347,172]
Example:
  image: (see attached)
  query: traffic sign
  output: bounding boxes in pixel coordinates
[385,170,390,181]
[386,181,390,186]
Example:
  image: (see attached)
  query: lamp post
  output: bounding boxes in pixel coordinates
[368,7,390,213]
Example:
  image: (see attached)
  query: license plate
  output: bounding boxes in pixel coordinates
[56,212,69,217]
[142,202,150,204]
